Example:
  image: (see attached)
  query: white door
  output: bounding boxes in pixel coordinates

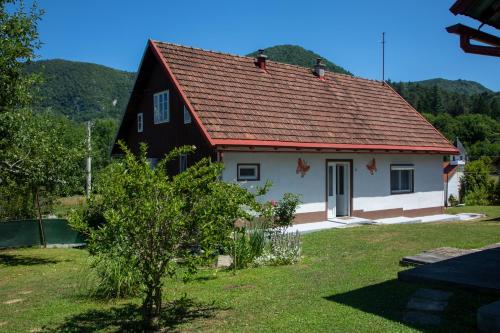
[327,162,350,219]
[327,163,337,219]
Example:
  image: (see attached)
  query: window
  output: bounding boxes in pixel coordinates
[137,113,143,132]
[179,154,188,172]
[390,165,414,194]
[147,158,158,169]
[237,164,260,181]
[183,105,192,124]
[153,90,169,124]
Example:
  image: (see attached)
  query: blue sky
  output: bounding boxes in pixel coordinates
[32,0,499,91]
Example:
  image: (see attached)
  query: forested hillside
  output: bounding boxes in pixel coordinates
[26,59,135,122]
[247,45,352,75]
[389,80,499,159]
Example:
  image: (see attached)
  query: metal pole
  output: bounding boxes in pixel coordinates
[382,32,385,84]
[86,121,92,197]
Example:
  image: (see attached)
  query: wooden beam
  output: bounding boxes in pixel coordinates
[446,24,500,57]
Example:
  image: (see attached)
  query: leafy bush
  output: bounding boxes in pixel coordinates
[254,230,301,266]
[231,222,266,269]
[273,193,301,229]
[460,158,496,205]
[85,250,142,299]
[448,194,458,207]
[230,193,302,269]
[464,188,491,206]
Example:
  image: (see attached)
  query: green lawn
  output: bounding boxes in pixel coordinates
[1,206,500,332]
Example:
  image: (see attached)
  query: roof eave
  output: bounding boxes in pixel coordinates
[213,139,460,155]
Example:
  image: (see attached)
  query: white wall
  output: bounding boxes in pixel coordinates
[446,171,462,205]
[221,152,444,214]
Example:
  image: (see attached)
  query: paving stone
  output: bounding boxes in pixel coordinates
[407,298,448,312]
[412,288,453,301]
[403,311,442,326]
[478,300,500,333]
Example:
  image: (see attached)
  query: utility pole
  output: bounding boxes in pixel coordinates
[382,32,386,84]
[86,121,92,197]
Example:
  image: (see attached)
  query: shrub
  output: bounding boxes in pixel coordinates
[448,194,458,207]
[464,188,491,206]
[231,222,266,269]
[254,230,301,266]
[460,158,496,205]
[272,193,301,229]
[85,251,142,299]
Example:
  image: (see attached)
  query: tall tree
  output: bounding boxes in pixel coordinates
[0,0,43,111]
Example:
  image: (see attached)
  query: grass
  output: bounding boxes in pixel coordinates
[1,207,500,332]
[52,195,86,218]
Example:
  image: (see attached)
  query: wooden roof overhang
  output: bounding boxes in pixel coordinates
[214,140,459,155]
[447,0,500,57]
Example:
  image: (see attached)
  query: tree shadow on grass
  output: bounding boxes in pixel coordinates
[324,279,480,333]
[41,297,222,332]
[0,253,59,266]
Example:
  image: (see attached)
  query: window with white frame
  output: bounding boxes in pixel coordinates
[237,164,260,181]
[179,154,188,172]
[137,112,143,132]
[153,90,169,124]
[390,165,414,194]
[183,105,192,124]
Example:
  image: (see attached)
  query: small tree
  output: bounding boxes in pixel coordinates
[460,157,496,205]
[0,111,84,239]
[70,142,265,328]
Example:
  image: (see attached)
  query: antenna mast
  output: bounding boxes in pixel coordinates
[382,32,386,85]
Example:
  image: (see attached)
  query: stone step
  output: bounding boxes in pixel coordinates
[478,300,500,333]
[412,288,453,302]
[407,298,448,312]
[403,311,442,326]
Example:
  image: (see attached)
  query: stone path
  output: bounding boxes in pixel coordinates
[403,288,453,327]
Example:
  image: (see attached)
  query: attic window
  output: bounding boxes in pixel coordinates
[183,105,192,124]
[153,90,169,124]
[137,113,143,133]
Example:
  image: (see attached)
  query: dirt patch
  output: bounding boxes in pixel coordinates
[223,284,256,291]
[19,290,32,295]
[3,298,23,304]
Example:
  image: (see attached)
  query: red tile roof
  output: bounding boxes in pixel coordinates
[150,40,458,154]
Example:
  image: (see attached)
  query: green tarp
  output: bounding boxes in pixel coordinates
[0,219,85,248]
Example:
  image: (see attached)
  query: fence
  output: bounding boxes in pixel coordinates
[0,219,85,248]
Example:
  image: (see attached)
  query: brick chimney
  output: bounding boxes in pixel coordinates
[313,58,326,79]
[255,49,267,70]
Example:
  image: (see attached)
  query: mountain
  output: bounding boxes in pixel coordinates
[246,45,352,76]
[26,59,135,122]
[406,78,492,95]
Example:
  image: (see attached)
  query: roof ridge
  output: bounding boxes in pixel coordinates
[152,39,384,83]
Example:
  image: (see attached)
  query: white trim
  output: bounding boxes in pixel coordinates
[183,105,192,124]
[153,90,169,124]
[137,112,143,133]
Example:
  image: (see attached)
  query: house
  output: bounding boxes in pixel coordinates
[112,40,459,223]
[443,138,467,206]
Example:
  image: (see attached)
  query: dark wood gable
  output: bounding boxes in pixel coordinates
[112,42,216,173]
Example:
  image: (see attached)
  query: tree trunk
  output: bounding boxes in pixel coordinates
[35,187,46,248]
[142,282,162,329]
